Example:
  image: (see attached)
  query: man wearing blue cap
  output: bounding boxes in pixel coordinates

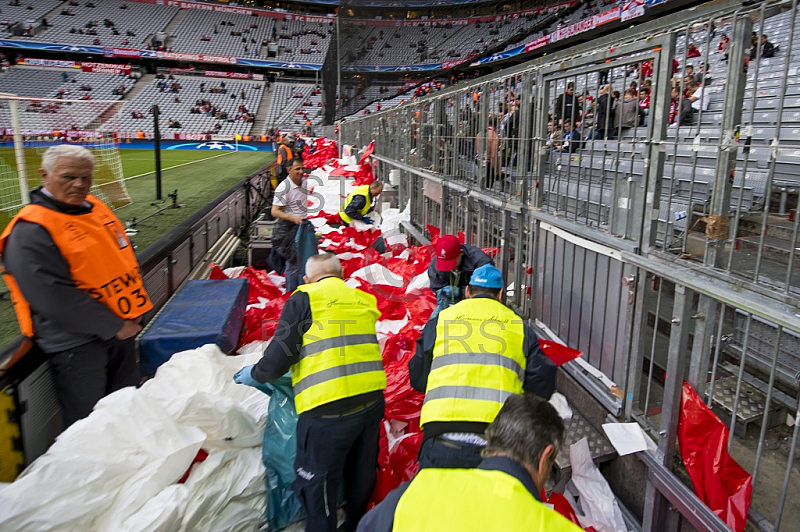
[409,263,557,469]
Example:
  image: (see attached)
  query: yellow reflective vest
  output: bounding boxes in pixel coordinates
[339,184,372,224]
[420,297,526,427]
[393,467,583,532]
[292,277,386,414]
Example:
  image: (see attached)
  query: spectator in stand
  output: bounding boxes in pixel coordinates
[669,86,693,126]
[687,79,710,112]
[614,88,644,132]
[476,114,501,191]
[559,121,581,153]
[718,33,730,60]
[638,87,651,124]
[553,81,575,126]
[751,34,775,60]
[593,84,614,140]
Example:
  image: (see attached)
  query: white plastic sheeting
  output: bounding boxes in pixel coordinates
[0,345,268,532]
[569,437,628,532]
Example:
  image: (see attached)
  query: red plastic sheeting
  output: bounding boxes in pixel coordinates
[238,293,292,347]
[359,141,375,164]
[678,381,752,532]
[538,339,583,366]
[426,225,440,245]
[371,423,422,508]
[309,211,341,225]
[301,138,339,170]
[540,490,597,531]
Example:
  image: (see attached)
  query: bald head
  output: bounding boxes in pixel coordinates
[305,253,343,283]
[369,181,384,196]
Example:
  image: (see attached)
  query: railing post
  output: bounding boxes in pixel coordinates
[643,284,694,532]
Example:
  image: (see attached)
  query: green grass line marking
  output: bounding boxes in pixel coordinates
[123,151,237,181]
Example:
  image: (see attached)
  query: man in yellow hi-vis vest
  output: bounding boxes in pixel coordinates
[234,253,386,532]
[339,181,383,225]
[0,145,152,427]
[357,394,582,532]
[409,264,556,470]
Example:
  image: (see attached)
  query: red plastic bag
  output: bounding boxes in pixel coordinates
[678,381,752,532]
[538,339,583,366]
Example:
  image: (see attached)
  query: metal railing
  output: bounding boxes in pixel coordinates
[341,0,800,530]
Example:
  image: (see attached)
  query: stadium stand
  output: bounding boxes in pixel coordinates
[114,75,264,137]
[0,0,62,37]
[0,67,135,130]
[168,9,277,60]
[276,18,333,64]
[529,6,800,244]
[23,0,179,49]
[260,81,324,134]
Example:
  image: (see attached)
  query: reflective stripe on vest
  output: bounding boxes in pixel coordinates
[0,195,153,337]
[420,297,526,427]
[338,184,371,224]
[393,468,583,532]
[292,277,386,414]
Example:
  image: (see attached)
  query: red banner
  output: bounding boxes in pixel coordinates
[128,0,331,22]
[156,51,237,65]
[524,35,551,52]
[112,48,141,58]
[81,62,131,74]
[204,70,250,79]
[176,133,208,141]
[551,7,621,43]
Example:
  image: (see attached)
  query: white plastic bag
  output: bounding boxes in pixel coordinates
[569,437,627,532]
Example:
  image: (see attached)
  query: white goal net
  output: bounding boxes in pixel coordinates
[0,94,130,230]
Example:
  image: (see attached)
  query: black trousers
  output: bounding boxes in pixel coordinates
[48,336,139,427]
[293,397,384,532]
[417,435,484,470]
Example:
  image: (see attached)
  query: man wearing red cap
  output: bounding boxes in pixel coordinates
[428,234,493,316]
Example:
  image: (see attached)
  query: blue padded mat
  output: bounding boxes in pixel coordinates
[138,279,249,375]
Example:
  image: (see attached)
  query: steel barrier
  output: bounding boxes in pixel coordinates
[341,0,800,529]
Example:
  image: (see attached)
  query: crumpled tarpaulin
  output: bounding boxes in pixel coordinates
[301,138,339,170]
[678,381,752,532]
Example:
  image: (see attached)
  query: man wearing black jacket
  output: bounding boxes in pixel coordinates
[409,264,556,470]
[427,234,493,315]
[0,145,151,426]
[234,253,386,532]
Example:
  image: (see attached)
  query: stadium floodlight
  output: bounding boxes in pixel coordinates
[0,93,130,230]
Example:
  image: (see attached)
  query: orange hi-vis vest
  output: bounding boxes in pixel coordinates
[0,195,153,337]
[277,143,294,165]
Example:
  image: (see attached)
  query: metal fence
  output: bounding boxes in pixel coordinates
[341,0,800,530]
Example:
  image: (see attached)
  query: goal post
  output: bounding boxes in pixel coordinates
[0,93,130,231]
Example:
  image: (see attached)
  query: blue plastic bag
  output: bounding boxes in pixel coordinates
[256,374,305,530]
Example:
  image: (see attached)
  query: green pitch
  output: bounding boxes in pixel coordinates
[0,148,274,345]
[117,149,272,250]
